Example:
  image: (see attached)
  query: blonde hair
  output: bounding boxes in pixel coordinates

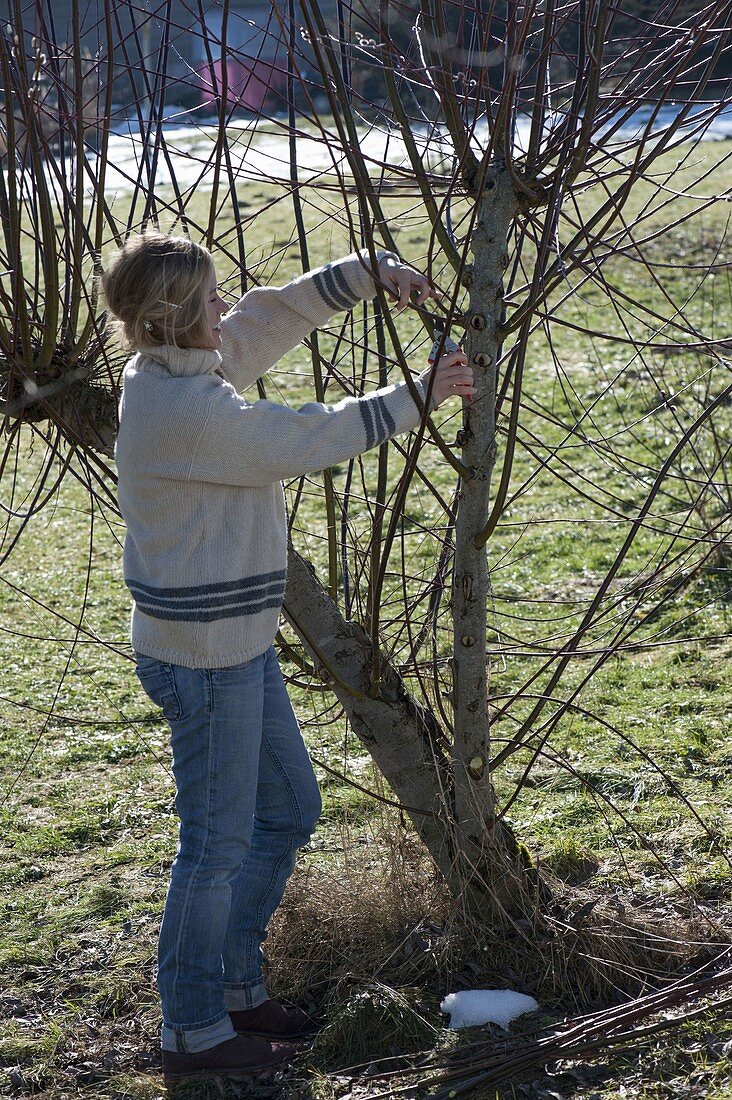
[102,231,215,350]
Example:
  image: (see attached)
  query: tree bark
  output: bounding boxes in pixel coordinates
[284,548,537,920]
[449,163,537,914]
[282,548,459,882]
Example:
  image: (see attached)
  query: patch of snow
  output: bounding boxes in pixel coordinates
[16,102,732,201]
[440,989,539,1030]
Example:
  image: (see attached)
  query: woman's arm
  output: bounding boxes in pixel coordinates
[218,250,434,393]
[187,350,472,488]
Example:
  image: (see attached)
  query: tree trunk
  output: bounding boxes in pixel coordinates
[448,163,537,915]
[283,548,459,884]
[284,547,538,921]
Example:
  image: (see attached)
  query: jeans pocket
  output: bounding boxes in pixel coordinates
[135,656,183,722]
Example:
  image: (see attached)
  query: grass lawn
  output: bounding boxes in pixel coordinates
[0,133,730,1099]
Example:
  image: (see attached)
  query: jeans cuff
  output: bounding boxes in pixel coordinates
[161,1010,236,1054]
[223,982,269,1011]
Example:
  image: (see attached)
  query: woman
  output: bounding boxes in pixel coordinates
[105,232,473,1082]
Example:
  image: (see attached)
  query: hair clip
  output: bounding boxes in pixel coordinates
[144,320,154,332]
[159,299,182,310]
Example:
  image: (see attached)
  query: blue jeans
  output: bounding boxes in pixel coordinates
[135,646,322,1054]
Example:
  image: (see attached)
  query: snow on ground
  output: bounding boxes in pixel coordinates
[94,118,454,196]
[15,102,731,201]
[78,102,732,198]
[441,989,540,1030]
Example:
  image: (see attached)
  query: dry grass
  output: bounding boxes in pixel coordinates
[269,815,729,1017]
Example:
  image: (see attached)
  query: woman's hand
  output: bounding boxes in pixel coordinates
[419,349,475,409]
[378,254,438,312]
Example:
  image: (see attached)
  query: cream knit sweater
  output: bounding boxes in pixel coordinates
[115,250,429,668]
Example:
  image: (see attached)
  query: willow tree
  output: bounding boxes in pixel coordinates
[1,0,730,922]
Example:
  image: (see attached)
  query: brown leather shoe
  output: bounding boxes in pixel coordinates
[162,1033,294,1081]
[229,999,320,1041]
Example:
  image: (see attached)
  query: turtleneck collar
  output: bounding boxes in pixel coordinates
[135,342,222,378]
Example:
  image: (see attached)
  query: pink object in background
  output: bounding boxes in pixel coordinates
[201,57,285,112]
[197,5,286,113]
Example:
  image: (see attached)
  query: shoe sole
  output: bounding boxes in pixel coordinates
[163,1063,287,1083]
[232,1028,319,1041]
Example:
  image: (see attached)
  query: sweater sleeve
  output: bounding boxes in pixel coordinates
[218,249,392,394]
[186,376,429,488]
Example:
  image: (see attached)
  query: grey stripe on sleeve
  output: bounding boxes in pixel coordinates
[380,397,396,436]
[370,395,396,446]
[313,266,356,311]
[359,399,376,449]
[369,396,386,445]
[330,263,361,308]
